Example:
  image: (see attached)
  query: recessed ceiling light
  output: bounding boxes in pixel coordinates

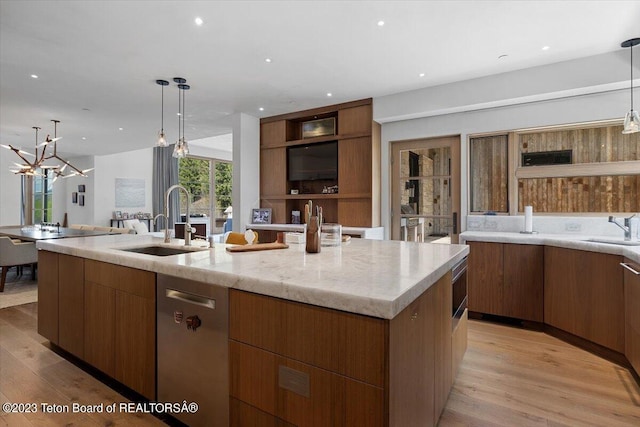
[265,58,272,63]
[327,92,332,97]
[419,73,425,77]
[119,127,123,131]
[82,137,87,140]
[377,20,385,27]
[259,107,264,111]
[30,74,38,79]
[195,17,203,26]
[542,46,550,51]
[177,112,182,116]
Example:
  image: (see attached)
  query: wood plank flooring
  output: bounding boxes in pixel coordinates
[1,303,639,426]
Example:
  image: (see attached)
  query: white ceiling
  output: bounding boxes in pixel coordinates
[1,0,639,157]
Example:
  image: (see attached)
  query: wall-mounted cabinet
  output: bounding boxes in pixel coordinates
[260,99,380,227]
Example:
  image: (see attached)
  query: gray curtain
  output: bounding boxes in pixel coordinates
[153,145,179,231]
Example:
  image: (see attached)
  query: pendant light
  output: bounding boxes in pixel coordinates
[172,77,190,158]
[621,38,640,134]
[156,79,169,146]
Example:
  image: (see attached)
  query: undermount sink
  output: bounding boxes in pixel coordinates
[587,238,640,246]
[119,245,206,256]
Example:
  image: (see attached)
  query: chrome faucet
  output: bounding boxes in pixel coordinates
[608,214,636,241]
[153,213,168,242]
[165,184,194,246]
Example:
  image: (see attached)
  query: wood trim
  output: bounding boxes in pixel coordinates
[260,98,372,123]
[508,132,518,215]
[515,160,640,179]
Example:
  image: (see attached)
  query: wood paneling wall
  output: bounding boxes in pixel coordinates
[518,175,640,212]
[469,135,508,212]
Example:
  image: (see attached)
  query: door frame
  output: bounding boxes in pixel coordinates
[390,135,461,243]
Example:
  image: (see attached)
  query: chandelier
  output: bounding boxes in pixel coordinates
[1,120,93,180]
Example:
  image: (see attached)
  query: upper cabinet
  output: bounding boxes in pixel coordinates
[259,99,381,227]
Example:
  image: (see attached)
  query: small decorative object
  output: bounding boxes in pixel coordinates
[290,189,299,195]
[122,212,129,219]
[244,229,257,245]
[291,210,301,224]
[305,216,321,253]
[78,184,85,193]
[72,192,78,203]
[302,117,335,139]
[79,195,85,206]
[321,223,342,247]
[114,211,122,219]
[251,208,272,224]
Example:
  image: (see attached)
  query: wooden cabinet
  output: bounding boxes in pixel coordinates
[623,258,640,375]
[260,99,380,227]
[39,252,157,400]
[37,250,59,344]
[58,254,84,358]
[230,272,453,427]
[468,242,543,322]
[84,259,156,399]
[544,247,624,353]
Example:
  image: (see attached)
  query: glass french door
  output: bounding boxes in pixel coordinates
[391,136,460,243]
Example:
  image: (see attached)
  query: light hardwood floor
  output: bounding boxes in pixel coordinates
[1,303,639,426]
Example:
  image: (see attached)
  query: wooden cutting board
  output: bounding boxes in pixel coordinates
[226,242,289,252]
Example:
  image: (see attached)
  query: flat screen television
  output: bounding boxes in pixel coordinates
[287,141,338,181]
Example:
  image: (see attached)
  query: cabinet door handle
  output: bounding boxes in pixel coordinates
[620,262,640,275]
[166,289,216,309]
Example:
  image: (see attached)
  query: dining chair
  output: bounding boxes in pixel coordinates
[0,236,38,292]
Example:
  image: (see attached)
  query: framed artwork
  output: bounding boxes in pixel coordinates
[251,208,272,224]
[302,117,335,139]
[72,192,78,203]
[79,195,85,206]
[114,211,122,219]
[78,184,86,193]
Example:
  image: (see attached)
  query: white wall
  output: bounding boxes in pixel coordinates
[231,113,260,232]
[0,148,22,225]
[375,50,640,239]
[93,147,154,227]
[53,156,95,226]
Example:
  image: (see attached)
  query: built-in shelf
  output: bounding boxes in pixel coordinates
[262,193,371,200]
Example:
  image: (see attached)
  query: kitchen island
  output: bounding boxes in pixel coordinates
[36,235,468,427]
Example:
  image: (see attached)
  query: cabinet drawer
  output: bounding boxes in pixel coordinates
[229,290,386,387]
[230,341,384,427]
[85,259,155,299]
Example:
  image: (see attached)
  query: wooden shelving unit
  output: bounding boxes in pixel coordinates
[260,98,381,227]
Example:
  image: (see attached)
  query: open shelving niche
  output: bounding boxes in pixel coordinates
[260,98,381,228]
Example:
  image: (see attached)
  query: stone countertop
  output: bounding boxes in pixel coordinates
[460,231,640,263]
[36,235,468,319]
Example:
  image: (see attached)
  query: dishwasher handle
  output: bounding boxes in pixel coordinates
[166,289,216,309]
[621,262,640,275]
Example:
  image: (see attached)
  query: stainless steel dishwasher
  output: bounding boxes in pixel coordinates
[157,274,228,427]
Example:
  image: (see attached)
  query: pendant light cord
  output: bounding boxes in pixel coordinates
[161,84,164,132]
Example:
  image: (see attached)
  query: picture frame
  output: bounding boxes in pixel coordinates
[114,210,122,219]
[251,208,272,224]
[79,195,85,206]
[122,212,129,219]
[78,184,86,193]
[72,192,78,203]
[302,117,335,139]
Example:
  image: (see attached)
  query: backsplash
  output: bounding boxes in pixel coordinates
[466,214,640,238]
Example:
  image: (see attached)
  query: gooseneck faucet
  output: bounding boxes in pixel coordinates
[153,213,168,241]
[165,184,194,246]
[608,214,636,241]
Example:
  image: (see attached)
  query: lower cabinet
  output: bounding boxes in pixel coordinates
[229,272,453,427]
[544,246,624,353]
[468,242,543,322]
[624,258,640,375]
[36,251,156,400]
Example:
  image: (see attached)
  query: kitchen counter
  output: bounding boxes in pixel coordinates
[37,234,468,319]
[461,231,640,263]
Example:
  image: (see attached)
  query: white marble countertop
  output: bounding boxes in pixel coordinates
[36,235,468,319]
[460,231,640,263]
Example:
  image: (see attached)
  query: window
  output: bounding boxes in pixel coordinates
[469,122,640,215]
[22,170,54,224]
[178,157,232,231]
